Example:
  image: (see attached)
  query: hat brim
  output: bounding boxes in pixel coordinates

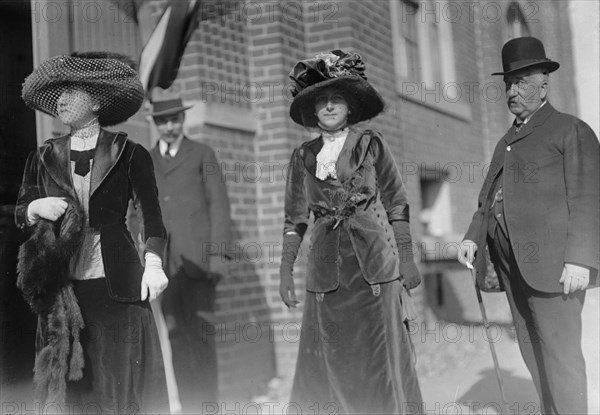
[289,76,384,128]
[149,105,193,117]
[492,60,560,76]
[22,55,144,126]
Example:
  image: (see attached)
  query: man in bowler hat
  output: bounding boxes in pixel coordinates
[148,98,232,412]
[458,37,599,413]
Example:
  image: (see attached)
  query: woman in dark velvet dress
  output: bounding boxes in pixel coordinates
[279,50,423,414]
[16,52,170,414]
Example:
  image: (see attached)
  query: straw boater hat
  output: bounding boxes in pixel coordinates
[22,51,144,126]
[288,50,385,128]
[492,37,560,76]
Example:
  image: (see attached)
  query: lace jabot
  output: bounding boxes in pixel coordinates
[70,120,100,151]
[316,128,349,181]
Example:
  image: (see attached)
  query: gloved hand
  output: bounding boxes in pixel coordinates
[27,197,68,224]
[141,252,168,301]
[392,220,421,290]
[279,233,301,308]
[560,263,590,294]
[457,239,478,268]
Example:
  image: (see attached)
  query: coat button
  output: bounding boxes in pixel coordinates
[506,145,512,151]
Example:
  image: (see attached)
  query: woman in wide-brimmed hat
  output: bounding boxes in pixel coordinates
[280,50,423,414]
[16,51,170,413]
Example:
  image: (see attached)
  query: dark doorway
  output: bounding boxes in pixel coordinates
[0,0,38,405]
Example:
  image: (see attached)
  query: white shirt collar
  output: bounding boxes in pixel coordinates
[159,134,184,157]
[516,100,547,126]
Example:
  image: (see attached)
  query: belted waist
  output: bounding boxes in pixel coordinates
[312,199,372,229]
[313,207,340,220]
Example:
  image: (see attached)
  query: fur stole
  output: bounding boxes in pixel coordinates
[17,197,86,405]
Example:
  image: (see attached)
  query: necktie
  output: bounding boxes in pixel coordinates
[164,144,172,159]
[70,149,95,177]
[515,123,524,133]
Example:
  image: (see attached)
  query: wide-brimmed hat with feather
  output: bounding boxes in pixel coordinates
[22,51,144,126]
[288,50,385,128]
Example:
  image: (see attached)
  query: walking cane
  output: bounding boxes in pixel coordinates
[466,261,509,407]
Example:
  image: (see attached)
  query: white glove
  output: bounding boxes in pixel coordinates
[560,263,590,294]
[141,252,168,301]
[458,240,478,268]
[27,197,68,224]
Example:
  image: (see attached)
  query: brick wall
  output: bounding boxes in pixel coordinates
[244,0,308,387]
[147,2,280,399]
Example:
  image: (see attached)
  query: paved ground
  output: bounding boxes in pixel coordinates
[254,289,600,415]
[416,288,599,415]
[2,291,597,414]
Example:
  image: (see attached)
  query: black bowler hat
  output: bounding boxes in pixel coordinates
[492,37,560,76]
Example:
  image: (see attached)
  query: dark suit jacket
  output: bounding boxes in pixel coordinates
[284,128,411,293]
[149,137,232,278]
[465,103,600,293]
[15,130,166,302]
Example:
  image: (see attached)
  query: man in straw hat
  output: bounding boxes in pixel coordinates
[458,37,599,413]
[17,51,169,413]
[144,97,232,413]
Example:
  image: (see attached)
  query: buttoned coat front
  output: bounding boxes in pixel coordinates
[15,130,166,302]
[284,128,411,293]
[464,103,600,293]
[149,137,232,279]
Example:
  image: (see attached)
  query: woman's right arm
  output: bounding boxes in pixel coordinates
[280,148,309,308]
[15,151,41,231]
[283,148,309,237]
[15,150,68,230]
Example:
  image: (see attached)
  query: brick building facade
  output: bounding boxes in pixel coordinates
[2,0,579,403]
[148,0,578,399]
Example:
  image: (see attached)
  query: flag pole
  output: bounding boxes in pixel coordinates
[466,261,509,407]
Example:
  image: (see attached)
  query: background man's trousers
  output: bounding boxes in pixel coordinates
[161,272,219,414]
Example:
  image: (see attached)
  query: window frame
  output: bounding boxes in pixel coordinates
[390,0,471,121]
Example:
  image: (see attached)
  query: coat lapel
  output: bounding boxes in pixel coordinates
[150,145,165,174]
[301,136,324,181]
[162,137,194,176]
[39,134,75,197]
[335,128,369,183]
[504,102,555,146]
[90,129,127,196]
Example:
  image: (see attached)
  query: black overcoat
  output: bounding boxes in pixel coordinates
[465,103,600,292]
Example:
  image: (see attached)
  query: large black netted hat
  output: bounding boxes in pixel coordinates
[289,50,385,127]
[22,51,144,126]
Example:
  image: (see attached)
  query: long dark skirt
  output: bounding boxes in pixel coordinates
[65,278,170,414]
[290,231,423,415]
